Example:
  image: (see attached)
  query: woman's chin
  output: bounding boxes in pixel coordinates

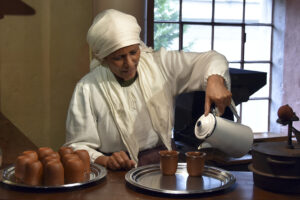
[122,72,136,81]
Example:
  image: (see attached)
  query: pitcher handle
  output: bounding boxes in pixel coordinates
[229,99,241,123]
[211,99,241,123]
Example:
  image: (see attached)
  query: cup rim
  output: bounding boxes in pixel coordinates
[159,150,179,157]
[185,151,206,158]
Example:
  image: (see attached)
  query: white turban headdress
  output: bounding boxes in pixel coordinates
[87,9,141,70]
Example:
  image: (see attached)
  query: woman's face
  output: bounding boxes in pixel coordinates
[104,44,140,81]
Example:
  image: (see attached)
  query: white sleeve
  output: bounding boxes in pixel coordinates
[65,81,103,162]
[153,48,230,96]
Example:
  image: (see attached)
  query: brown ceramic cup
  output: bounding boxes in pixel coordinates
[15,155,35,181]
[37,147,54,160]
[185,151,206,176]
[61,153,80,165]
[58,146,74,157]
[44,160,64,186]
[64,158,85,184]
[42,153,60,166]
[74,149,91,174]
[21,150,38,161]
[159,150,179,176]
[23,160,43,186]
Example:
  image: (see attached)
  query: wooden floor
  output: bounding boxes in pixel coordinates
[0,112,37,168]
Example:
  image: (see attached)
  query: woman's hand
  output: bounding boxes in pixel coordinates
[94,151,136,170]
[204,75,232,116]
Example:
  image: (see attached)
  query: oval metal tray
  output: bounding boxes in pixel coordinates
[125,163,235,196]
[0,163,107,190]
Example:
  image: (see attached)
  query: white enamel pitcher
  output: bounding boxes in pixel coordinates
[194,100,253,158]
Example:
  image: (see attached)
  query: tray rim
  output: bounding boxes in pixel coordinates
[0,163,107,190]
[125,163,236,195]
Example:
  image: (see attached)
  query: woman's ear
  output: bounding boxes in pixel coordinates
[101,58,108,67]
[93,52,108,67]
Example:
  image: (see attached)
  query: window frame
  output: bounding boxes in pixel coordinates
[146,0,275,132]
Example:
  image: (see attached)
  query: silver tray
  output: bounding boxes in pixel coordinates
[125,163,235,196]
[0,163,107,190]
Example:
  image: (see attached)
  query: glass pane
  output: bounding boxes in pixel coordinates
[245,0,273,23]
[241,99,269,132]
[154,23,179,50]
[183,25,211,52]
[229,63,241,69]
[244,63,270,98]
[154,0,179,22]
[244,26,271,61]
[215,0,243,23]
[182,0,212,22]
[214,26,241,62]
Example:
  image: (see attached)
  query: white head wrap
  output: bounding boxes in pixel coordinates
[87,9,141,70]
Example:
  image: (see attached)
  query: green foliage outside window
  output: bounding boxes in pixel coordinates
[154,0,192,51]
[154,0,179,50]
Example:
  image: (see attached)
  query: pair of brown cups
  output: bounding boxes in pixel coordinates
[159,150,206,176]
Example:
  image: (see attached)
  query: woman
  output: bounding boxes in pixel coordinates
[65,9,232,170]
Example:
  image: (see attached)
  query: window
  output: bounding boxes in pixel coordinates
[146,0,273,133]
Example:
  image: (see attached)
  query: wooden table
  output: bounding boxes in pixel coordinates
[1,169,300,200]
[1,113,300,199]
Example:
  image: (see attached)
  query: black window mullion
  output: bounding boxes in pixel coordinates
[240,0,246,122]
[146,0,154,47]
[250,97,270,101]
[241,0,246,70]
[211,0,215,50]
[155,21,272,26]
[179,0,183,50]
[268,0,275,131]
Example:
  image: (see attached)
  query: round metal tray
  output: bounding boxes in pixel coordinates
[125,163,235,196]
[0,163,107,190]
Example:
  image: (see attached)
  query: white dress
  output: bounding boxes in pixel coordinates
[65,48,230,163]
